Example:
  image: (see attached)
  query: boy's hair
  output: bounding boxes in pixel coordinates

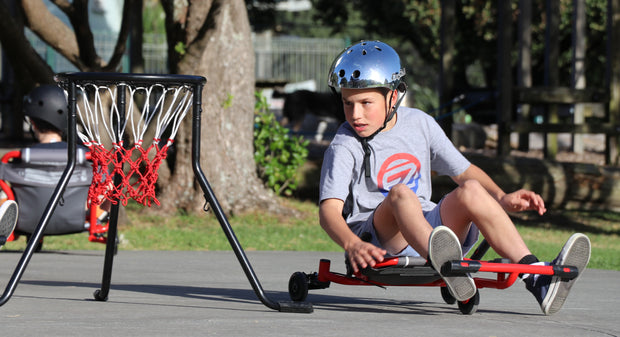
[28,117,62,135]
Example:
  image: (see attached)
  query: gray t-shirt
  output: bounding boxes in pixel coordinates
[319,106,471,233]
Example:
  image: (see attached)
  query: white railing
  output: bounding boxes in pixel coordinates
[25,31,347,91]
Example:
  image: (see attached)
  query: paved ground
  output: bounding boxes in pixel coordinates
[0,250,617,337]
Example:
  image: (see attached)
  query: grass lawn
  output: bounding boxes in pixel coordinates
[3,198,618,271]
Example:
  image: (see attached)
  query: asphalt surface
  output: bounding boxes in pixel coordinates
[0,250,617,337]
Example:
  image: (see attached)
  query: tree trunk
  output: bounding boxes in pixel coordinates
[158,0,278,215]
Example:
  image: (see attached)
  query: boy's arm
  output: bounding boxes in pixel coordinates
[451,164,546,215]
[319,198,386,273]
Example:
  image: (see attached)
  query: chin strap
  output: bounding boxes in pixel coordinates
[361,137,374,178]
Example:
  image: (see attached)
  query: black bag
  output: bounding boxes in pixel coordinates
[0,147,93,235]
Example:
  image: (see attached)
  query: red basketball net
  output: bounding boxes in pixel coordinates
[85,140,173,207]
[76,83,192,207]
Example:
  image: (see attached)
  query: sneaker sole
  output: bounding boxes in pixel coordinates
[542,233,591,315]
[0,201,18,243]
[429,227,476,302]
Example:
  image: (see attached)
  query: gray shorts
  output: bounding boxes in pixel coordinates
[352,199,480,258]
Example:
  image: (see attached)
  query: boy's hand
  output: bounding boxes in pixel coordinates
[500,189,546,215]
[345,240,387,274]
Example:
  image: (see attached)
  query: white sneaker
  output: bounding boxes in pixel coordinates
[428,226,476,301]
[0,200,18,246]
[525,233,591,315]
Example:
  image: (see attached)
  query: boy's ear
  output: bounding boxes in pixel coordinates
[391,89,399,107]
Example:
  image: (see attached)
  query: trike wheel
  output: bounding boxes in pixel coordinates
[289,272,309,302]
[457,289,480,315]
[440,286,456,304]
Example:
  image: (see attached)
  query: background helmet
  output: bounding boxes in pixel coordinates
[328,40,405,91]
[23,85,68,134]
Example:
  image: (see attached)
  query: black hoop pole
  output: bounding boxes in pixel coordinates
[0,80,79,306]
[190,82,312,313]
[93,84,126,301]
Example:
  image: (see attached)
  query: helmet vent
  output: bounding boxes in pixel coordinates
[352,70,360,79]
[56,109,63,115]
[338,69,346,78]
[375,46,382,51]
[362,50,367,55]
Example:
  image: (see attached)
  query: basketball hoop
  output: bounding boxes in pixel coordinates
[55,73,204,207]
[2,72,311,313]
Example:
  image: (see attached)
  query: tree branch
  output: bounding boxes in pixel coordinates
[21,0,83,68]
[50,0,72,13]
[57,0,102,70]
[0,1,54,84]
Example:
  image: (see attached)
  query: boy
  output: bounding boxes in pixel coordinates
[319,40,591,315]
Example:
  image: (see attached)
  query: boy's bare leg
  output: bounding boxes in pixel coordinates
[439,180,532,263]
[372,184,433,256]
[373,184,477,301]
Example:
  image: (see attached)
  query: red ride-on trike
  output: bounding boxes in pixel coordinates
[288,239,579,314]
[0,147,109,251]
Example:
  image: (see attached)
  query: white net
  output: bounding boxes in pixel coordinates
[73,82,195,206]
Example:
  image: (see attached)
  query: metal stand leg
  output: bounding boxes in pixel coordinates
[93,203,120,301]
[191,86,312,313]
[93,80,126,302]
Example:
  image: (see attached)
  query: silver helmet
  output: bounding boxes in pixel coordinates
[328,40,405,91]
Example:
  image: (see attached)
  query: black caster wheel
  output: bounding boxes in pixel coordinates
[93,289,108,301]
[457,289,480,315]
[289,271,309,302]
[440,286,456,304]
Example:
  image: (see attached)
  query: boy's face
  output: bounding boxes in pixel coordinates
[341,88,398,138]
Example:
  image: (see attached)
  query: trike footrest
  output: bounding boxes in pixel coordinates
[442,260,580,280]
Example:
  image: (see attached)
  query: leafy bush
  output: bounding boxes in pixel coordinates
[253,91,309,196]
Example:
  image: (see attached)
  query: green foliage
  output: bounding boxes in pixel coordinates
[174,41,186,56]
[253,91,309,196]
[143,0,166,34]
[409,82,438,116]
[222,93,234,109]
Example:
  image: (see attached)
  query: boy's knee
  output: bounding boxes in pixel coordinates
[387,184,417,202]
[457,180,486,199]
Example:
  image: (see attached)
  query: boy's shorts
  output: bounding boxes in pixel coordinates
[352,198,480,258]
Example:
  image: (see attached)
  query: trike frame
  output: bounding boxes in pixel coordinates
[288,240,579,314]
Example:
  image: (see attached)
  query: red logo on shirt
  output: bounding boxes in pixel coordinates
[377,153,421,196]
